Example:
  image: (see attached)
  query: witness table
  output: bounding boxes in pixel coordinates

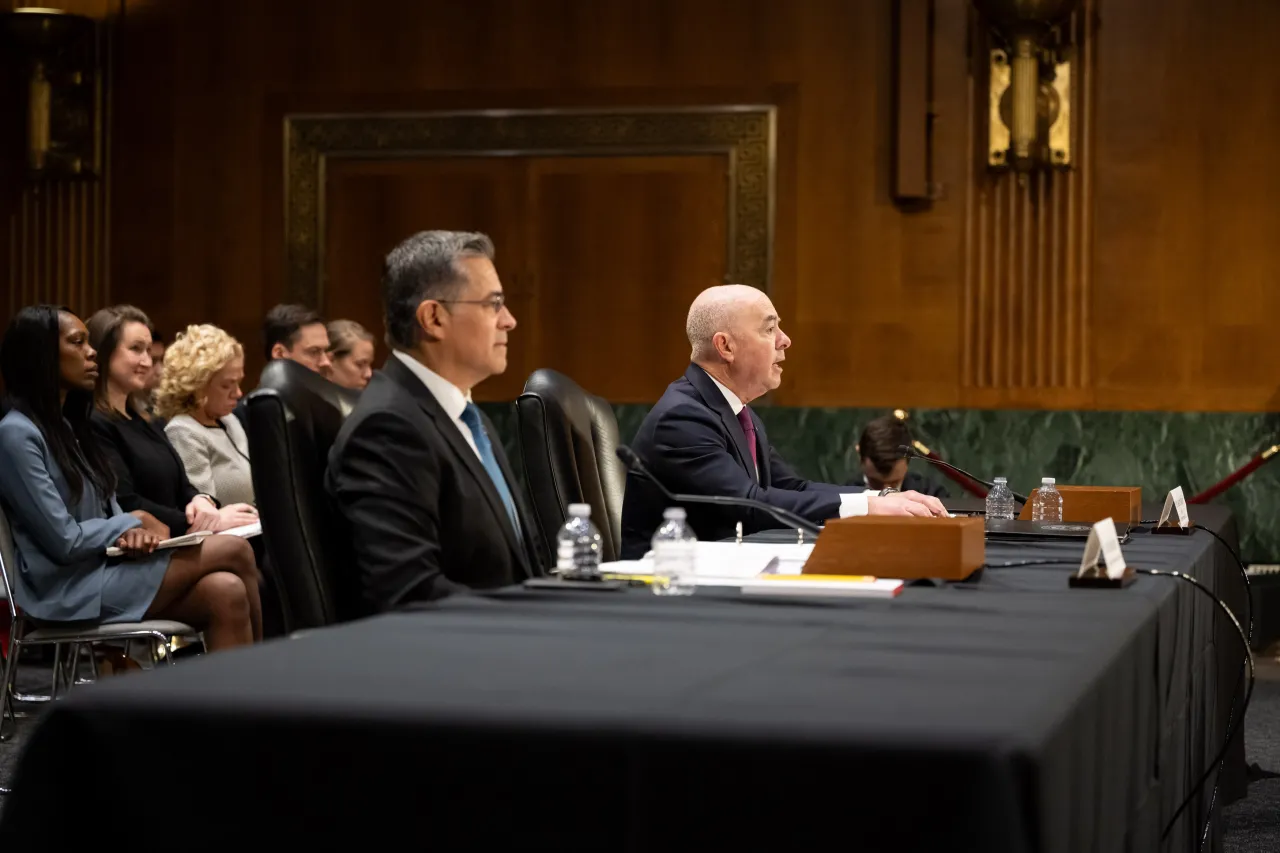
[0,515,1245,852]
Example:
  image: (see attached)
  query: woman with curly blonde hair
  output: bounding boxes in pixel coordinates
[160,324,259,513]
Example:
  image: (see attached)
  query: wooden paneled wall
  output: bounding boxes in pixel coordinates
[0,0,115,331]
[50,0,1280,411]
[4,182,112,321]
[962,1,1095,410]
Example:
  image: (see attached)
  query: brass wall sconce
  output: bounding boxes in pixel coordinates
[1,7,101,179]
[973,0,1079,172]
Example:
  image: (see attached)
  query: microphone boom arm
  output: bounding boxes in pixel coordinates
[899,444,1029,505]
[668,491,822,537]
[616,446,823,537]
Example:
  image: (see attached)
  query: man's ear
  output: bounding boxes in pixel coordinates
[416,300,446,342]
[270,343,288,360]
[713,331,734,362]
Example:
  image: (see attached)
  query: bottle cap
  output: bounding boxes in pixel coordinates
[993,476,1007,483]
[1041,477,1055,485]
[662,507,687,521]
[568,503,591,517]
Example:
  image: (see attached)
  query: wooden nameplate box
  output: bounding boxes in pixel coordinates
[803,516,986,581]
[1017,485,1142,524]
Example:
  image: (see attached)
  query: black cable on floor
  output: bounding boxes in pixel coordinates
[1137,569,1254,849]
[1138,520,1253,645]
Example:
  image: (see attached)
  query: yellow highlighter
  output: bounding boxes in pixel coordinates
[600,572,657,586]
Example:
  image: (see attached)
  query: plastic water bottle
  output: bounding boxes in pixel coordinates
[651,507,697,596]
[555,503,602,580]
[1032,477,1063,522]
[985,476,1016,520]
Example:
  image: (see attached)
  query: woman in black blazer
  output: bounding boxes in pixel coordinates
[87,306,260,538]
[86,305,263,640]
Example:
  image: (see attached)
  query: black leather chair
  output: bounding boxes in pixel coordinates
[244,360,362,632]
[515,369,626,564]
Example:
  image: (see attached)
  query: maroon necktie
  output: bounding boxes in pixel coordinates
[736,407,758,473]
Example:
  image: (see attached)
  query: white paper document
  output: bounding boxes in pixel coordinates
[598,542,815,585]
[106,521,262,557]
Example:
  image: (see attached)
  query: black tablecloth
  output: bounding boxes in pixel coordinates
[0,515,1245,852]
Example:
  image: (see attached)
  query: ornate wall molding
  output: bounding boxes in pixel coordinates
[960,0,1096,406]
[283,106,776,306]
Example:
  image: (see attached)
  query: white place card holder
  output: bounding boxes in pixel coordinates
[1078,517,1129,581]
[1158,486,1190,529]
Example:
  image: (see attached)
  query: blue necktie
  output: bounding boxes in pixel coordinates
[459,403,522,538]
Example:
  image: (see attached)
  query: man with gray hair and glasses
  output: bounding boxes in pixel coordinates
[620,284,947,558]
[327,230,545,612]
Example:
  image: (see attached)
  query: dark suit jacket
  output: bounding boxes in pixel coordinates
[845,470,950,499]
[90,406,203,536]
[325,356,545,611]
[620,364,857,559]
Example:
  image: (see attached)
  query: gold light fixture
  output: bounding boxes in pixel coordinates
[973,0,1079,172]
[1,7,101,179]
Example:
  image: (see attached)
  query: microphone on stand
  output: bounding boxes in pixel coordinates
[615,445,823,537]
[897,444,1030,505]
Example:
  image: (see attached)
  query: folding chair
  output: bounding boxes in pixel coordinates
[0,504,202,741]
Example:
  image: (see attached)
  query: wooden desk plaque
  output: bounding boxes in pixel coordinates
[803,516,986,581]
[1017,486,1142,524]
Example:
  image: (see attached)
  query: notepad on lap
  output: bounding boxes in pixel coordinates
[218,521,262,539]
[739,574,905,599]
[105,521,261,557]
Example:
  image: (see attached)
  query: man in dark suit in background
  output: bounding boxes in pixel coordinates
[262,304,332,375]
[326,231,544,610]
[847,414,949,498]
[620,284,947,559]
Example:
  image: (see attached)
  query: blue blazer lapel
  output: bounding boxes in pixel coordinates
[683,364,756,480]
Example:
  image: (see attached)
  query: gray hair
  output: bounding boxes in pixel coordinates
[382,230,495,350]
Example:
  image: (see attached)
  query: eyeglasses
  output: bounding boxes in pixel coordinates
[437,294,507,314]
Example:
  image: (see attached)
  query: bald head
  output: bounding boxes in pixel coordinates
[685,284,791,404]
[686,284,771,362]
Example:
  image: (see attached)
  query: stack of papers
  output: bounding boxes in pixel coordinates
[597,541,899,591]
[739,574,904,599]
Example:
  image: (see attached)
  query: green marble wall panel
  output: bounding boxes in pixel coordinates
[482,403,1280,562]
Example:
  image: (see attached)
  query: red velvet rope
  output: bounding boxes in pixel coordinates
[1189,445,1280,504]
[896,403,1279,506]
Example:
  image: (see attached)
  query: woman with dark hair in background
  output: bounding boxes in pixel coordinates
[137,325,167,422]
[0,306,257,649]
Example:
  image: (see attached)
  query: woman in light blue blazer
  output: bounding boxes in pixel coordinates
[0,306,260,651]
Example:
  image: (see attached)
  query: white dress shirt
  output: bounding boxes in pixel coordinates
[701,368,869,518]
[393,350,482,461]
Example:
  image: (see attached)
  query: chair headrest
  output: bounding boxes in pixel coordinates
[247,360,361,452]
[255,360,360,414]
[522,369,600,422]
